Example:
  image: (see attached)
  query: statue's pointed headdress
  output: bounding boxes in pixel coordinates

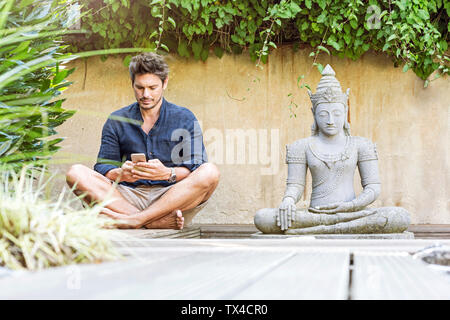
[308,64,350,111]
[307,65,351,135]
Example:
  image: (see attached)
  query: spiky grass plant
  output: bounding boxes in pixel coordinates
[0,167,124,271]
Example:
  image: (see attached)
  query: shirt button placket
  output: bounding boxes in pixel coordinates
[147,136,152,160]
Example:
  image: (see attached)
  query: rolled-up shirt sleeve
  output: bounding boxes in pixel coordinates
[183,115,207,171]
[170,112,207,172]
[94,118,122,176]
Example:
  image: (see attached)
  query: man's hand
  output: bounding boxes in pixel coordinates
[308,201,354,214]
[132,159,171,181]
[118,161,141,183]
[277,197,296,231]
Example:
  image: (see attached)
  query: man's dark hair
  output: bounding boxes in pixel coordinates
[129,52,169,84]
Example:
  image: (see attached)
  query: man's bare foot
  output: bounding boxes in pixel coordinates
[100,207,142,229]
[144,210,184,230]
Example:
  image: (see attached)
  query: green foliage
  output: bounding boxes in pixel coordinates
[0,167,123,270]
[0,0,153,170]
[0,0,79,170]
[73,0,448,82]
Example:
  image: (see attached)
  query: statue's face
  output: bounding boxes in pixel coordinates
[314,102,346,136]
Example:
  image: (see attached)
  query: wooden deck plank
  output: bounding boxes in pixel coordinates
[118,226,200,239]
[0,250,295,299]
[90,250,297,299]
[112,238,450,253]
[0,251,197,299]
[351,252,450,300]
[1,239,450,300]
[232,251,350,300]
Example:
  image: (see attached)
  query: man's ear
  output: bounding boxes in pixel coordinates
[163,77,169,90]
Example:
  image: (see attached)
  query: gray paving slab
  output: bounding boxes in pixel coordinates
[118,226,201,239]
[232,251,350,300]
[101,250,312,299]
[1,239,450,299]
[351,252,450,300]
[0,249,351,300]
[0,250,302,299]
[0,250,195,299]
[113,238,450,253]
[251,232,414,239]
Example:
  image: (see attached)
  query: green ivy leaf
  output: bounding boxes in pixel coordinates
[317,45,330,55]
[123,55,132,67]
[160,43,169,52]
[214,46,224,59]
[314,63,324,73]
[290,2,301,14]
[231,44,243,54]
[177,40,190,58]
[343,34,351,44]
[191,39,203,60]
[416,9,429,20]
[167,16,176,28]
[317,0,326,10]
[200,47,209,61]
[305,0,311,10]
[356,28,364,37]
[387,34,397,42]
[112,2,119,13]
[301,21,309,31]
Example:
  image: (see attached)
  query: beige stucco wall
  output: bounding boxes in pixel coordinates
[53,46,450,224]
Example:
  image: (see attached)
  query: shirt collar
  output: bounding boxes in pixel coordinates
[130,98,167,132]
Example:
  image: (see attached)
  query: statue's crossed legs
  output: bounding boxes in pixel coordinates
[254,207,410,235]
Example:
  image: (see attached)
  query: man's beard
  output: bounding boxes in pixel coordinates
[139,94,162,110]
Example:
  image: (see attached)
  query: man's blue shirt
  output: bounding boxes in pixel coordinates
[94,98,207,188]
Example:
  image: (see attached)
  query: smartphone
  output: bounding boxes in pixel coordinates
[131,153,146,163]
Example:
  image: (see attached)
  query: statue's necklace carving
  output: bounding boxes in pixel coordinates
[308,136,351,200]
[308,136,351,168]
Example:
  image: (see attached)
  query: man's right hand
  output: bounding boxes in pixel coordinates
[119,161,141,182]
[277,197,296,231]
[106,161,140,183]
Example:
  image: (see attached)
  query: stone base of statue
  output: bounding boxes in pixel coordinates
[250,231,414,239]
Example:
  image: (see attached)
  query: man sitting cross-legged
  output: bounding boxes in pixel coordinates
[66,53,220,229]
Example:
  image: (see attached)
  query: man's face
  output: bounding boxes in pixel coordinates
[132,73,168,110]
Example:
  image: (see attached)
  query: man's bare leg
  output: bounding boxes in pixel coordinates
[68,163,220,229]
[143,171,219,229]
[65,164,139,215]
[101,163,220,229]
[101,207,185,229]
[141,163,219,226]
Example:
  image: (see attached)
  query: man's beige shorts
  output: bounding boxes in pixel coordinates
[116,184,206,226]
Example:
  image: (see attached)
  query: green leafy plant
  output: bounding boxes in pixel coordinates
[73,0,448,84]
[0,0,78,170]
[0,0,153,170]
[0,167,124,270]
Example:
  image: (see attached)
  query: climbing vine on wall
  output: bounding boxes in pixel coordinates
[69,0,449,84]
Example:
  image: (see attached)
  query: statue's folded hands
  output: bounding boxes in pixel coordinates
[308,201,354,214]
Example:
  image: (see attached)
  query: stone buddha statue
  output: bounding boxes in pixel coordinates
[254,65,410,235]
